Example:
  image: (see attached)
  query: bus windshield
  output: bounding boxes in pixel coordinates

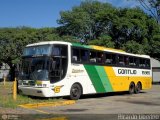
[23,45,51,56]
[19,44,68,83]
[20,57,50,80]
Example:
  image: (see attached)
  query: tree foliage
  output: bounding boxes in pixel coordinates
[0,27,78,80]
[58,0,160,59]
[57,1,116,42]
[136,0,160,24]
[0,0,160,80]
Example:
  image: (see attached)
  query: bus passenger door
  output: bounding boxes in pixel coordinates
[49,45,68,83]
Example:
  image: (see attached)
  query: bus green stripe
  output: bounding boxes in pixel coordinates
[95,66,113,92]
[71,43,92,49]
[84,65,106,93]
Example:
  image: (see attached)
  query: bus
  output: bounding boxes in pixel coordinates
[18,41,152,100]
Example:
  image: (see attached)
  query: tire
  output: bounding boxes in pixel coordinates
[135,82,141,94]
[129,82,135,94]
[70,84,82,100]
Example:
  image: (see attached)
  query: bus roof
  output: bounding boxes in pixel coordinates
[26,41,71,47]
[26,41,150,59]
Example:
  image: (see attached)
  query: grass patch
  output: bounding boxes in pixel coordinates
[0,82,63,108]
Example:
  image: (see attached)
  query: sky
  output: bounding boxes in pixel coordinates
[0,0,141,28]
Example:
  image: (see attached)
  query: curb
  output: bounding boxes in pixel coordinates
[19,100,76,108]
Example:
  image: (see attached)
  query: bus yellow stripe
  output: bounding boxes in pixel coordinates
[91,45,125,52]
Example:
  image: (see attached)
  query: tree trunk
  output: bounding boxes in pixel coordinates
[8,63,16,81]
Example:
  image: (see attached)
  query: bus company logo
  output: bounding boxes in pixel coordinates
[118,69,137,75]
[53,85,64,93]
[72,69,84,73]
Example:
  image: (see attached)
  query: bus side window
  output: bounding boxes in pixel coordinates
[89,51,96,63]
[118,55,125,66]
[139,59,146,68]
[97,52,104,64]
[112,54,116,64]
[129,57,136,66]
[105,53,112,64]
[105,53,116,65]
[81,49,89,62]
[72,48,80,62]
[124,56,129,66]
[145,59,150,68]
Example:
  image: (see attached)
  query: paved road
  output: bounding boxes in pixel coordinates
[36,85,160,114]
[1,85,160,120]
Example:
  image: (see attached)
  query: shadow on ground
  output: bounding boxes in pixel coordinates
[63,91,147,100]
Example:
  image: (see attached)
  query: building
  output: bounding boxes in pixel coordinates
[0,63,10,80]
[151,58,160,83]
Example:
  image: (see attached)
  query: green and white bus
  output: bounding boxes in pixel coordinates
[18,41,152,100]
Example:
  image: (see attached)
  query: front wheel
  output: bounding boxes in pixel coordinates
[70,84,82,100]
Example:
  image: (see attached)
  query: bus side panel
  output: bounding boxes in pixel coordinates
[104,66,152,92]
[104,66,130,92]
[84,65,113,93]
[69,64,97,95]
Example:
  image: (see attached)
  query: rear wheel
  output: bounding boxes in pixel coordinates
[129,82,135,94]
[135,82,141,94]
[70,84,82,100]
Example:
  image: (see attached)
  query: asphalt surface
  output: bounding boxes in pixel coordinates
[37,85,160,114]
[1,85,160,120]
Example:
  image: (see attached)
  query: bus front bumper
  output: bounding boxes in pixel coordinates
[18,86,55,97]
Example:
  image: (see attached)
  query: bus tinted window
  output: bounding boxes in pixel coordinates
[97,52,104,64]
[117,55,129,66]
[105,53,116,65]
[139,59,146,68]
[81,49,89,62]
[89,51,96,63]
[52,45,61,56]
[118,55,125,66]
[129,57,138,66]
[145,59,150,68]
[72,48,80,62]
[61,45,68,56]
[23,45,51,56]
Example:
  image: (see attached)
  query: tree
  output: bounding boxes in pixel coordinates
[89,35,115,48]
[0,27,37,80]
[134,0,160,23]
[57,0,160,59]
[57,0,116,43]
[0,27,60,80]
[0,27,79,80]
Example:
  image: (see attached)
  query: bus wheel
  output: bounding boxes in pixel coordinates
[129,82,135,94]
[135,82,141,94]
[70,84,82,100]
